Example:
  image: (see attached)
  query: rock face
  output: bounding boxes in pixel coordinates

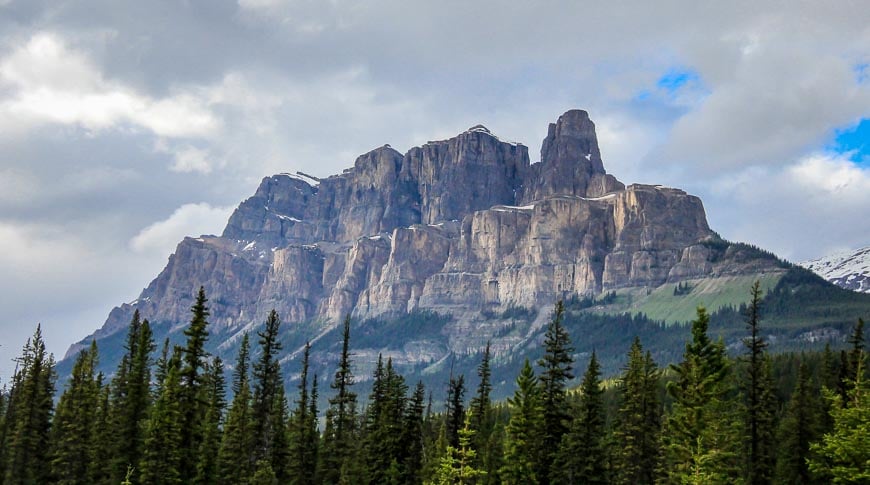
[79,109,781,356]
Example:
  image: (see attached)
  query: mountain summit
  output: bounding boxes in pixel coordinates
[66,109,828,390]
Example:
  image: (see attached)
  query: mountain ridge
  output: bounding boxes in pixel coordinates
[801,246,870,294]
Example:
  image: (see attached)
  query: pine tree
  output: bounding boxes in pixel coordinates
[613,337,661,484]
[445,373,466,450]
[470,342,499,483]
[536,300,574,483]
[470,342,492,434]
[363,356,408,484]
[179,286,212,481]
[218,333,255,484]
[251,309,286,466]
[554,351,607,484]
[109,312,155,483]
[88,375,112,485]
[809,350,870,482]
[195,356,226,484]
[402,381,427,484]
[775,361,823,484]
[269,385,292,483]
[846,318,866,388]
[741,281,777,485]
[321,315,359,485]
[660,306,740,484]
[49,340,100,485]
[140,347,185,485]
[289,342,319,485]
[3,325,56,485]
[432,412,486,485]
[501,359,544,485]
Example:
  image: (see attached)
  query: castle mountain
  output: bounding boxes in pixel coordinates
[65,110,866,394]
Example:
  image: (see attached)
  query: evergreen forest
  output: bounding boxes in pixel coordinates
[1,282,868,484]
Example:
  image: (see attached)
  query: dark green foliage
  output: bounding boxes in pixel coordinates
[401,381,427,484]
[809,350,870,482]
[252,309,286,466]
[741,281,777,484]
[320,315,358,485]
[445,373,466,450]
[536,300,574,483]
[363,356,409,484]
[501,359,543,485]
[140,347,185,485]
[554,351,607,484]
[49,341,100,485]
[288,342,319,484]
[88,376,112,484]
[776,362,823,484]
[195,356,226,484]
[3,325,56,485]
[660,306,741,484]
[109,311,155,483]
[613,337,661,484]
[179,286,212,480]
[218,333,255,484]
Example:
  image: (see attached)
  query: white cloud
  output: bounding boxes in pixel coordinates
[169,146,214,174]
[0,33,220,138]
[130,203,235,256]
[706,153,870,261]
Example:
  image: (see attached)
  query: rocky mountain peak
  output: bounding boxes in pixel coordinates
[77,108,786,365]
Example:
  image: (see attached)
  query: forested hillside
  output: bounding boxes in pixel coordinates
[2,282,868,484]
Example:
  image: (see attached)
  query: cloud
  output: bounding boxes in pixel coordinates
[706,152,870,261]
[0,33,221,138]
[130,203,235,256]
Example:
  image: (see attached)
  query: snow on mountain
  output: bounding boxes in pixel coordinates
[800,246,870,293]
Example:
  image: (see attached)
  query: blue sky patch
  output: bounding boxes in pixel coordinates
[830,118,870,163]
[656,68,700,93]
[855,63,868,84]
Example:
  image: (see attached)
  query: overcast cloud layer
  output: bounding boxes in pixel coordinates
[1,0,868,378]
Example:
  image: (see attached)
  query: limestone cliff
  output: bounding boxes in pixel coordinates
[75,109,785,361]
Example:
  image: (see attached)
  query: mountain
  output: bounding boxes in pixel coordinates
[62,109,870,398]
[801,246,870,293]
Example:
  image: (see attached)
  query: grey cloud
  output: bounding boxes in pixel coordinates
[1,0,869,378]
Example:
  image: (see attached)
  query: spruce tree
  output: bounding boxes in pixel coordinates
[741,281,777,485]
[320,315,359,485]
[218,333,255,484]
[501,359,544,485]
[775,361,823,484]
[179,286,212,480]
[109,312,155,483]
[251,309,286,466]
[140,348,185,485]
[195,356,226,484]
[49,340,100,485]
[3,325,56,485]
[445,373,466,450]
[88,375,112,485]
[660,306,740,484]
[470,342,499,482]
[289,342,319,485]
[402,381,427,484]
[846,318,866,388]
[364,356,408,484]
[536,300,574,483]
[613,337,661,484]
[433,412,486,485]
[554,351,607,484]
[809,350,870,482]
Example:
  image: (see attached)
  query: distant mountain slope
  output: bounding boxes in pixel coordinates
[801,246,870,294]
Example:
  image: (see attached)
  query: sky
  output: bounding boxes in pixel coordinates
[0,0,868,379]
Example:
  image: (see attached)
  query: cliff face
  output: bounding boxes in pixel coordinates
[82,109,782,356]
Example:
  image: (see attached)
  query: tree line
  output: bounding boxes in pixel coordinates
[0,282,868,484]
